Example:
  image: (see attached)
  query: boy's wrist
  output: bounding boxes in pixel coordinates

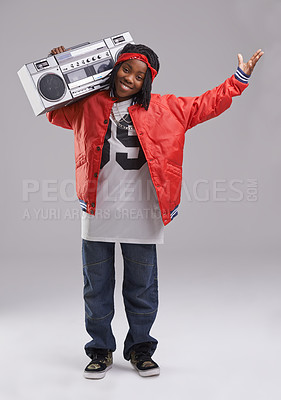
[235,66,250,84]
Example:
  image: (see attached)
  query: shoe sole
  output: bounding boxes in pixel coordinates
[83,364,112,379]
[131,361,160,377]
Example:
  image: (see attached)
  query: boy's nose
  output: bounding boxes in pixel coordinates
[124,74,133,83]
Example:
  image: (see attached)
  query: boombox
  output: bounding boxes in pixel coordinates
[18,32,133,116]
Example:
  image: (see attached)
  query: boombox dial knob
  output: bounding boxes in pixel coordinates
[87,58,91,62]
[97,55,102,59]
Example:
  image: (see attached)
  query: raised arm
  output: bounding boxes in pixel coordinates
[175,49,264,131]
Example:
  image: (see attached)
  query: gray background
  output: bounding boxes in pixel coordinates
[1,0,280,399]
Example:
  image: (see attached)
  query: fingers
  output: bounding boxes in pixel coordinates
[246,49,264,75]
[250,49,264,67]
[50,46,66,55]
[238,49,264,76]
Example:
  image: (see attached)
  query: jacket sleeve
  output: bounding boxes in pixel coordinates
[46,101,78,130]
[175,71,249,132]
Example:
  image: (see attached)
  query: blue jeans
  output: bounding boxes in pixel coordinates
[82,240,158,360]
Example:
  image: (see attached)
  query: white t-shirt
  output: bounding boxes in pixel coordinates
[81,98,164,244]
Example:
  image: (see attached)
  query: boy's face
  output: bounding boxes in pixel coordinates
[114,58,148,101]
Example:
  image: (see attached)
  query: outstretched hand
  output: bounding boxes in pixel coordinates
[237,49,264,76]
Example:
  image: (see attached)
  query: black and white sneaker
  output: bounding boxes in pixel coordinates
[130,343,160,377]
[84,349,113,379]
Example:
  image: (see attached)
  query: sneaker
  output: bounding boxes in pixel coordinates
[83,349,113,379]
[130,343,160,377]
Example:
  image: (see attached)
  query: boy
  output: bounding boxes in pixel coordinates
[48,42,263,378]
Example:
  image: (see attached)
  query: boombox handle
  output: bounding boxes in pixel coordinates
[65,42,90,51]
[48,42,90,57]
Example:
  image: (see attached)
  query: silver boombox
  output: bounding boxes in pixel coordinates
[18,32,133,116]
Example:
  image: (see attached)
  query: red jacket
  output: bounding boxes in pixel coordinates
[47,74,247,226]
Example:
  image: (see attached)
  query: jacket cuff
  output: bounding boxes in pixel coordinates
[235,67,250,84]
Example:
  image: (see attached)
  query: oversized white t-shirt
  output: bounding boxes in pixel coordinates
[81,98,164,244]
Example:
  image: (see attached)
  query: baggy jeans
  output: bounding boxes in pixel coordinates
[82,239,158,360]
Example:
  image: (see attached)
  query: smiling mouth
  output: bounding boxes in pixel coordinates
[120,81,133,90]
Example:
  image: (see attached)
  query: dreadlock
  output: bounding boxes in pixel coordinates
[108,43,160,111]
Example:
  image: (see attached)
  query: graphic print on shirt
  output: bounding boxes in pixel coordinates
[100,115,147,171]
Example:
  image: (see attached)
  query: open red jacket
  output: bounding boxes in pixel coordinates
[47,74,248,225]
